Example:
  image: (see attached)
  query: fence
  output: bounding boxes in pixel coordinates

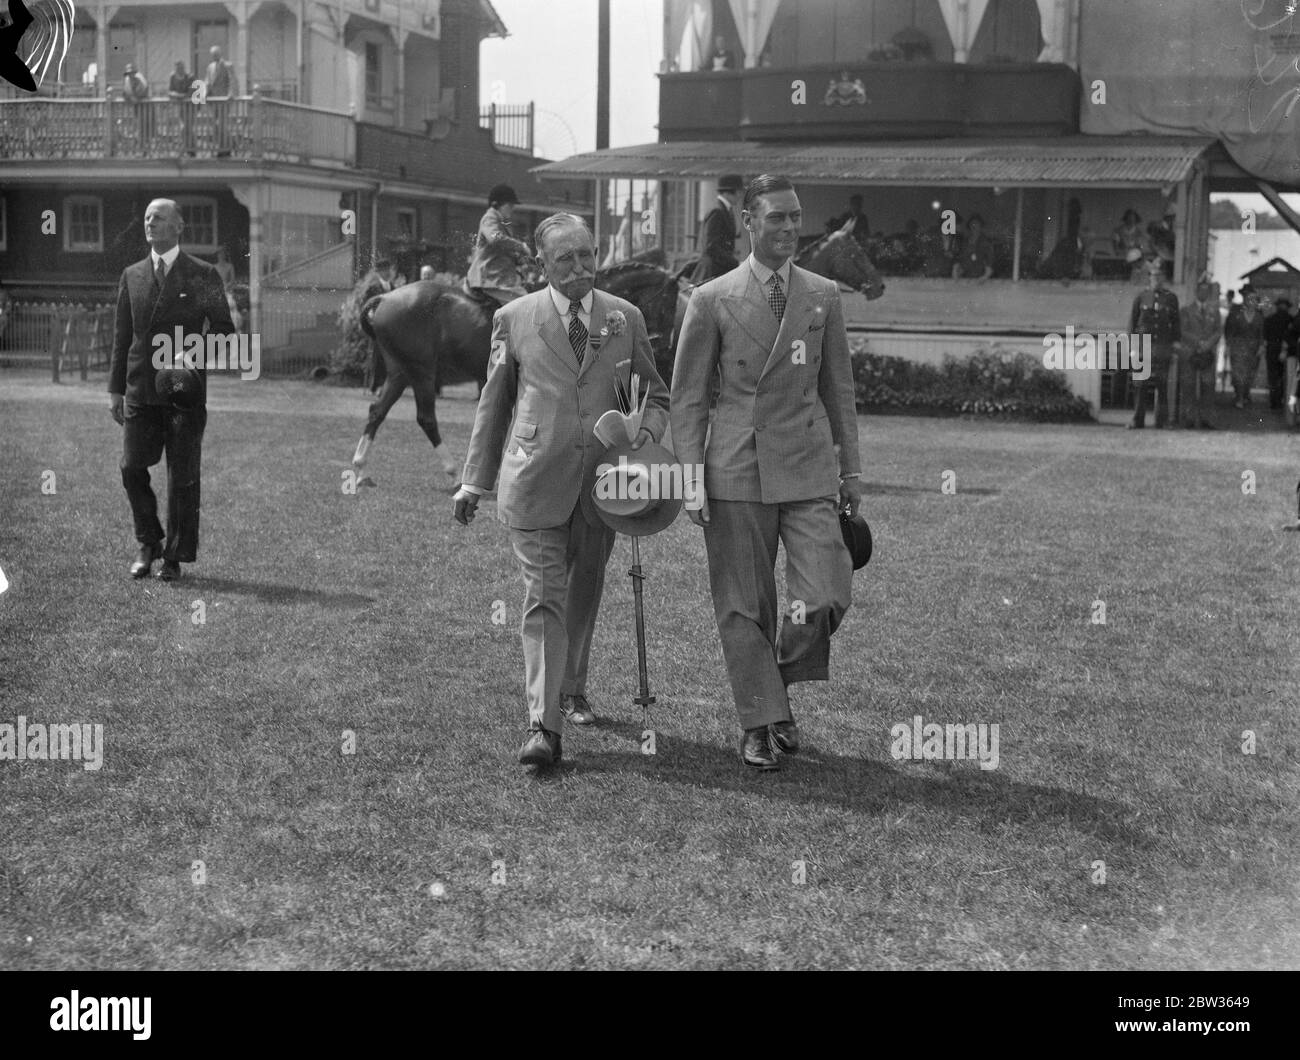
[478,102,534,154]
[0,302,116,381]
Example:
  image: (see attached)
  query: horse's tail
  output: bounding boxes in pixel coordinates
[359,295,382,339]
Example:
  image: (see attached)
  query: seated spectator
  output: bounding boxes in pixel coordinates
[922,224,958,278]
[708,35,735,71]
[953,214,994,280]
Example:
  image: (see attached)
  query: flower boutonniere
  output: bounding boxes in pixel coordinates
[590,309,627,351]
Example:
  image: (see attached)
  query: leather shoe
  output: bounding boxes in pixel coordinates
[129,542,163,579]
[519,727,562,767]
[740,727,779,771]
[156,560,182,582]
[560,693,597,725]
[770,718,800,754]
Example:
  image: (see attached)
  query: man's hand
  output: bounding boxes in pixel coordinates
[686,490,710,528]
[630,427,653,450]
[110,394,124,426]
[452,487,479,525]
[839,477,864,516]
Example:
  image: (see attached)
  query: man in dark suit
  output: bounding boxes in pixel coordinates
[109,198,235,581]
[690,174,744,285]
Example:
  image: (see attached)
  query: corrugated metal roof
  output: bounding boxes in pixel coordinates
[532,138,1215,187]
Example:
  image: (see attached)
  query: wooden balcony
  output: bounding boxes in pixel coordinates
[0,92,354,166]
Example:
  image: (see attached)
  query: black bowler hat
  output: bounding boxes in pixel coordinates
[839,507,872,570]
[156,367,202,409]
[488,183,520,206]
[718,174,744,193]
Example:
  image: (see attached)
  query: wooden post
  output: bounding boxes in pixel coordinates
[1012,187,1024,282]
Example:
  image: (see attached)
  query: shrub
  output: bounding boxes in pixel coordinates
[850,339,1094,422]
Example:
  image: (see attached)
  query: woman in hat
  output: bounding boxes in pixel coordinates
[466,183,533,307]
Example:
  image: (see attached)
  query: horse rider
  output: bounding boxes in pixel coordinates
[467,184,532,307]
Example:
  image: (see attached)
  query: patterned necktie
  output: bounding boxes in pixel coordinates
[154,256,166,291]
[768,273,786,321]
[568,300,587,365]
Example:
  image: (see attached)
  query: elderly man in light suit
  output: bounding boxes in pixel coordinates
[671,174,863,771]
[453,213,670,769]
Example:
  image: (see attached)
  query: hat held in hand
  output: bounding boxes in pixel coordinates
[590,438,684,537]
[839,506,872,570]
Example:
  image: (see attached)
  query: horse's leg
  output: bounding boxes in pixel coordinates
[352,370,408,486]
[409,373,459,491]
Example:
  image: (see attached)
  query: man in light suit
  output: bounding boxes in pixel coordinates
[453,214,670,769]
[671,174,863,771]
[109,198,235,581]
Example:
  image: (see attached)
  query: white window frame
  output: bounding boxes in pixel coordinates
[63,196,103,252]
[175,196,219,252]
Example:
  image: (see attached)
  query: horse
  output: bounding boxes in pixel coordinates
[351,264,686,487]
[349,221,884,490]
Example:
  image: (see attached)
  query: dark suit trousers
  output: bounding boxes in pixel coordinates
[704,497,852,730]
[121,402,206,563]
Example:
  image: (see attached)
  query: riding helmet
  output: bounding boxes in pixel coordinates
[488,184,520,207]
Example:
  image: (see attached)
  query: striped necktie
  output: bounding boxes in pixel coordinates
[568,300,587,365]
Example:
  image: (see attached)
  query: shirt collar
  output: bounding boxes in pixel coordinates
[153,245,180,270]
[747,254,791,289]
[549,285,592,317]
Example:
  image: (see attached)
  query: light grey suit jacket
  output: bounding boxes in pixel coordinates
[670,261,861,504]
[461,286,670,531]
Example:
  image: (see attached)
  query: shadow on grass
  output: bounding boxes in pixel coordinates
[542,718,1149,848]
[188,575,375,609]
[864,482,1000,497]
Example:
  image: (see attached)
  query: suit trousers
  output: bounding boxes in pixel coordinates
[508,502,616,734]
[703,497,852,731]
[121,402,206,563]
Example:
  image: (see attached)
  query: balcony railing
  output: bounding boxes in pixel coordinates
[0,90,353,165]
[479,102,534,154]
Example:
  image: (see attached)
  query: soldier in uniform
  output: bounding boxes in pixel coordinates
[1127,257,1181,429]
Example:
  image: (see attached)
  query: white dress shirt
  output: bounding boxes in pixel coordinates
[549,285,592,330]
[747,253,791,291]
[152,244,181,278]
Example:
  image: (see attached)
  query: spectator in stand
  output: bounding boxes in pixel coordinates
[1264,296,1292,410]
[1112,209,1149,278]
[826,194,871,248]
[1177,278,1222,430]
[1127,257,1180,430]
[168,60,196,156]
[1225,285,1266,409]
[922,220,958,278]
[953,214,994,280]
[204,46,239,157]
[122,63,152,149]
[708,35,736,70]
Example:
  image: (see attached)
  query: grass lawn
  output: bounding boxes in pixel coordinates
[1,370,1297,970]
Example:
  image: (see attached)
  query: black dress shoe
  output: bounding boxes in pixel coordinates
[129,542,163,579]
[519,727,562,767]
[741,727,779,771]
[561,693,597,725]
[770,718,800,754]
[155,560,182,581]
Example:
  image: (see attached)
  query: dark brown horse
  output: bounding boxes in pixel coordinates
[350,223,883,488]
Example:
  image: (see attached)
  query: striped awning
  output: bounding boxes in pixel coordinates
[532,137,1216,188]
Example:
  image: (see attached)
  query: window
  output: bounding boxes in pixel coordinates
[193,21,231,80]
[176,197,218,251]
[64,197,103,252]
[365,42,381,104]
[396,208,417,240]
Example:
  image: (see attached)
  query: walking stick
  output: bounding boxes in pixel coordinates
[628,536,655,720]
